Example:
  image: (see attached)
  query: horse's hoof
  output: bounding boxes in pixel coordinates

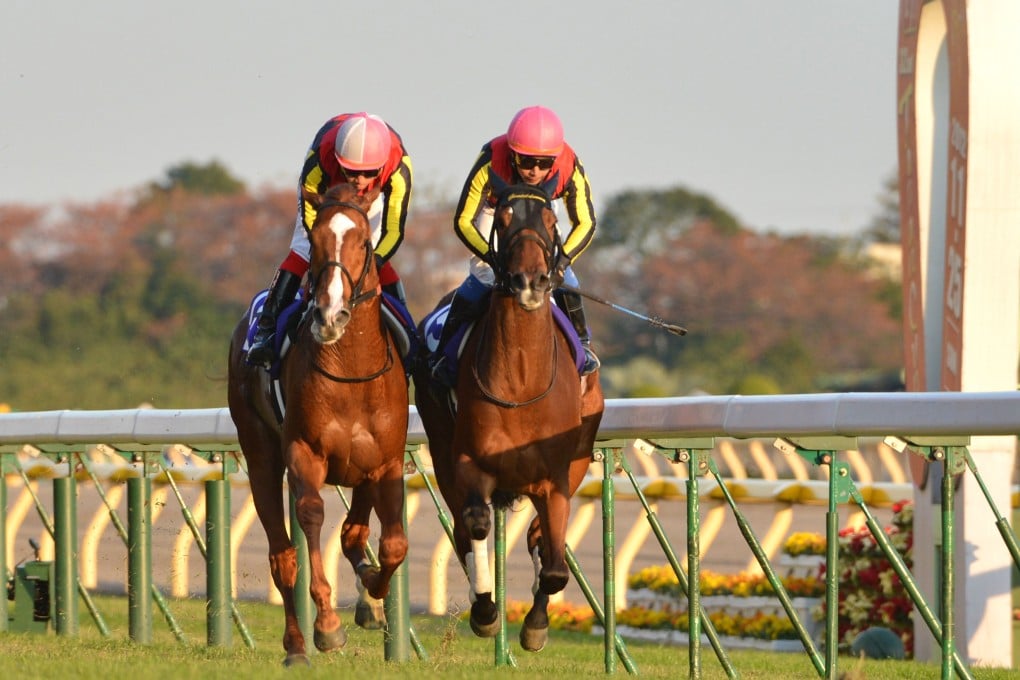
[520,624,549,652]
[313,624,348,652]
[355,598,387,630]
[283,653,311,667]
[468,597,500,638]
[469,614,501,638]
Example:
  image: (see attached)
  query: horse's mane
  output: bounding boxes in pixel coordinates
[303,182,380,217]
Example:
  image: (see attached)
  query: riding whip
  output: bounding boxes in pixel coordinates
[560,285,687,336]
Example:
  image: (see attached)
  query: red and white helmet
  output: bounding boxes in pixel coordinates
[334,113,392,170]
[506,106,564,157]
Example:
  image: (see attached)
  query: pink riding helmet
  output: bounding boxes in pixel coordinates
[506,106,564,157]
[334,113,392,170]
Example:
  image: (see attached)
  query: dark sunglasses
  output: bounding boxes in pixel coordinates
[514,153,555,171]
[342,167,381,179]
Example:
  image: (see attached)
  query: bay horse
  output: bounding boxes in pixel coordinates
[227,182,409,666]
[412,181,605,652]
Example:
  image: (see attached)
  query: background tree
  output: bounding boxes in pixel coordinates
[0,168,905,409]
[148,160,247,197]
[597,186,741,251]
[863,171,900,244]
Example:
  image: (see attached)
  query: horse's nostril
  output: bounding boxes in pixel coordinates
[312,307,325,326]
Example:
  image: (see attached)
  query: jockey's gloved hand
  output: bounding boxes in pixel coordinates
[375,254,385,271]
[553,253,571,282]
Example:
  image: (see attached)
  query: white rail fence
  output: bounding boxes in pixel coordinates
[2,392,1018,614]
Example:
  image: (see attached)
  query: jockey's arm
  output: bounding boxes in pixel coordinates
[453,154,494,259]
[374,153,413,262]
[558,162,597,262]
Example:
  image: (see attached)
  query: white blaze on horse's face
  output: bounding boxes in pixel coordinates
[311,213,358,344]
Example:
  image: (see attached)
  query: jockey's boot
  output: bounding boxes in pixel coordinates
[430,292,484,386]
[247,269,302,368]
[558,290,601,374]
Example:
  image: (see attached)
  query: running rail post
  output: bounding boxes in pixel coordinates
[205,452,233,647]
[382,467,411,662]
[939,448,963,680]
[127,453,153,643]
[619,439,735,677]
[887,436,974,679]
[845,485,973,679]
[494,504,511,667]
[334,480,426,661]
[698,452,823,677]
[405,446,516,667]
[52,453,78,636]
[775,437,856,680]
[598,444,618,674]
[289,491,314,653]
[11,455,110,636]
[161,455,252,647]
[686,448,708,679]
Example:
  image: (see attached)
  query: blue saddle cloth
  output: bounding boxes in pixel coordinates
[243,289,418,379]
[422,301,585,386]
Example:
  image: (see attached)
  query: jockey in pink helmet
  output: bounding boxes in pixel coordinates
[434,105,599,381]
[247,112,414,368]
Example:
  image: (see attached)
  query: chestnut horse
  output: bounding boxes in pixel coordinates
[227,183,409,665]
[412,181,605,652]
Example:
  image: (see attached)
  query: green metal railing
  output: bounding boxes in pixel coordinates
[4,433,1019,679]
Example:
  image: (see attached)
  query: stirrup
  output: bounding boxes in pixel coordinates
[247,333,275,367]
[581,347,600,375]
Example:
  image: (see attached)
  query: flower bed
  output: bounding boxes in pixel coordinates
[505,508,921,656]
[619,564,824,648]
[819,499,915,656]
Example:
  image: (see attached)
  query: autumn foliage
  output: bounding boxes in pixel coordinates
[0,175,904,409]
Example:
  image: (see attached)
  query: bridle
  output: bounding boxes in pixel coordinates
[486,195,562,294]
[305,198,394,383]
[472,190,563,407]
[308,199,379,311]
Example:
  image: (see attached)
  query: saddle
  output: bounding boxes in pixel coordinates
[422,297,585,389]
[243,289,419,380]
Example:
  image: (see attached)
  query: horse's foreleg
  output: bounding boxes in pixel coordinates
[268,546,309,664]
[293,483,346,653]
[368,476,409,598]
[534,491,571,593]
[519,493,570,652]
[461,491,499,637]
[246,451,309,665]
[340,488,383,629]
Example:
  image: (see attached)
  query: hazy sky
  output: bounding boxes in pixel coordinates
[2,1,900,236]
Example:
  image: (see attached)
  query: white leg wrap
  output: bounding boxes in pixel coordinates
[468,539,492,600]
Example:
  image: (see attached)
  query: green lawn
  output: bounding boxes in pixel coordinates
[1,595,1018,679]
